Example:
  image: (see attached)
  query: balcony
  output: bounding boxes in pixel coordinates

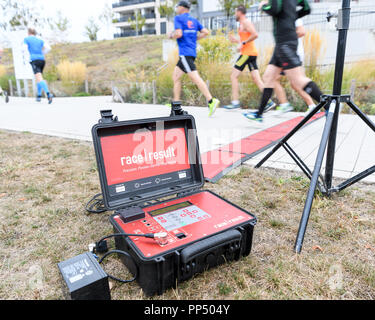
[114,29,157,38]
[112,0,155,8]
[116,12,156,23]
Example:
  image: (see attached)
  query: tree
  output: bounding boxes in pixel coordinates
[0,0,48,32]
[99,3,114,40]
[48,11,71,43]
[158,0,178,34]
[218,0,256,19]
[84,17,100,42]
[158,0,178,21]
[128,10,146,36]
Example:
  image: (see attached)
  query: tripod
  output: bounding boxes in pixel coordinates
[255,0,375,253]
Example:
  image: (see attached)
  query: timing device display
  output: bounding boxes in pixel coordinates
[100,127,192,196]
[149,202,211,232]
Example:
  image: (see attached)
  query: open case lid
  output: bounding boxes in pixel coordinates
[92,113,204,211]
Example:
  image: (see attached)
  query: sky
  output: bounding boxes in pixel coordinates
[34,0,114,43]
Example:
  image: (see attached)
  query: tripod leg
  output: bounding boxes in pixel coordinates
[294,102,337,253]
[332,165,375,193]
[283,143,327,194]
[255,99,328,168]
[324,99,341,193]
[347,100,375,133]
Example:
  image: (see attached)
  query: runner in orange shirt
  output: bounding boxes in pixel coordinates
[224,5,275,110]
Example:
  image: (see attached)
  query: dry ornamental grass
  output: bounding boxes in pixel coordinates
[0,130,374,300]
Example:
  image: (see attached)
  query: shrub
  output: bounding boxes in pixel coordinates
[303,29,326,79]
[44,64,59,83]
[57,60,87,84]
[56,60,87,95]
[0,65,6,78]
[0,74,16,93]
[72,92,91,97]
[196,30,234,65]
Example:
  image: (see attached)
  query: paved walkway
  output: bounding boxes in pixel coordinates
[1,96,374,183]
[245,113,375,183]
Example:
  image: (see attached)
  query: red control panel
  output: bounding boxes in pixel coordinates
[113,190,254,258]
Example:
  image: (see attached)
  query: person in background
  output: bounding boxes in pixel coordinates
[24,28,53,104]
[224,5,276,111]
[273,18,317,114]
[168,1,220,117]
[244,0,324,123]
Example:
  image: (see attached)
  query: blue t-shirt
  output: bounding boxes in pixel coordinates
[24,36,45,61]
[174,13,203,58]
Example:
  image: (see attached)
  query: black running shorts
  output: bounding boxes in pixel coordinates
[30,60,46,74]
[177,56,197,74]
[234,55,258,72]
[269,41,302,70]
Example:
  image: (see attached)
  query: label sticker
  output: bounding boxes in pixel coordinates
[116,185,126,193]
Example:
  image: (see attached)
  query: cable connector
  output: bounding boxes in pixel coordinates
[88,243,96,253]
[153,232,169,246]
[95,240,109,254]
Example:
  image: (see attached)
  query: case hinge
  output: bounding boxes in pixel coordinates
[170,101,188,117]
[99,110,118,124]
[177,188,200,198]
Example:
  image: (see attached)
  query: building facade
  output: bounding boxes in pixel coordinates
[112,0,371,38]
[112,0,170,38]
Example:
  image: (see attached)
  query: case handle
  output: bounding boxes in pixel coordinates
[180,229,242,264]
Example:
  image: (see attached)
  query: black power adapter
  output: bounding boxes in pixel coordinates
[58,252,111,300]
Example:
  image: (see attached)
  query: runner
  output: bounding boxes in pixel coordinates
[24,28,53,104]
[224,5,275,111]
[168,1,220,117]
[0,45,9,103]
[273,18,316,114]
[244,0,324,123]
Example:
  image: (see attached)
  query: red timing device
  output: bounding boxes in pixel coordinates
[92,111,256,296]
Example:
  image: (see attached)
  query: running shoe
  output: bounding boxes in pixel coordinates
[47,93,53,104]
[243,111,263,123]
[263,99,277,113]
[36,95,42,102]
[307,104,316,113]
[223,103,240,110]
[276,103,294,114]
[208,98,220,117]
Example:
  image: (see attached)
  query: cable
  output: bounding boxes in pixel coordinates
[99,250,138,284]
[85,193,107,214]
[92,232,168,284]
[96,233,157,247]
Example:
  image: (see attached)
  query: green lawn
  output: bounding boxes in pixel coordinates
[0,129,374,300]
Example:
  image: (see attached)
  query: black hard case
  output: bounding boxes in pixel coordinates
[91,114,257,296]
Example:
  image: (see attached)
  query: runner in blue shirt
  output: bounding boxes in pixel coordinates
[168,1,220,117]
[24,28,53,104]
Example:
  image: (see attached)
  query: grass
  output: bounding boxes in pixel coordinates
[0,129,374,300]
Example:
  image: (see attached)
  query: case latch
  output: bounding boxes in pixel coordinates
[99,110,118,124]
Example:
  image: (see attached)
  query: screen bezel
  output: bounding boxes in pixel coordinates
[92,115,204,210]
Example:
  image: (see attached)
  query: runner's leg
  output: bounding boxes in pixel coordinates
[250,69,264,92]
[274,73,288,105]
[258,64,282,116]
[230,68,242,103]
[173,66,184,102]
[284,66,321,103]
[188,71,212,102]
